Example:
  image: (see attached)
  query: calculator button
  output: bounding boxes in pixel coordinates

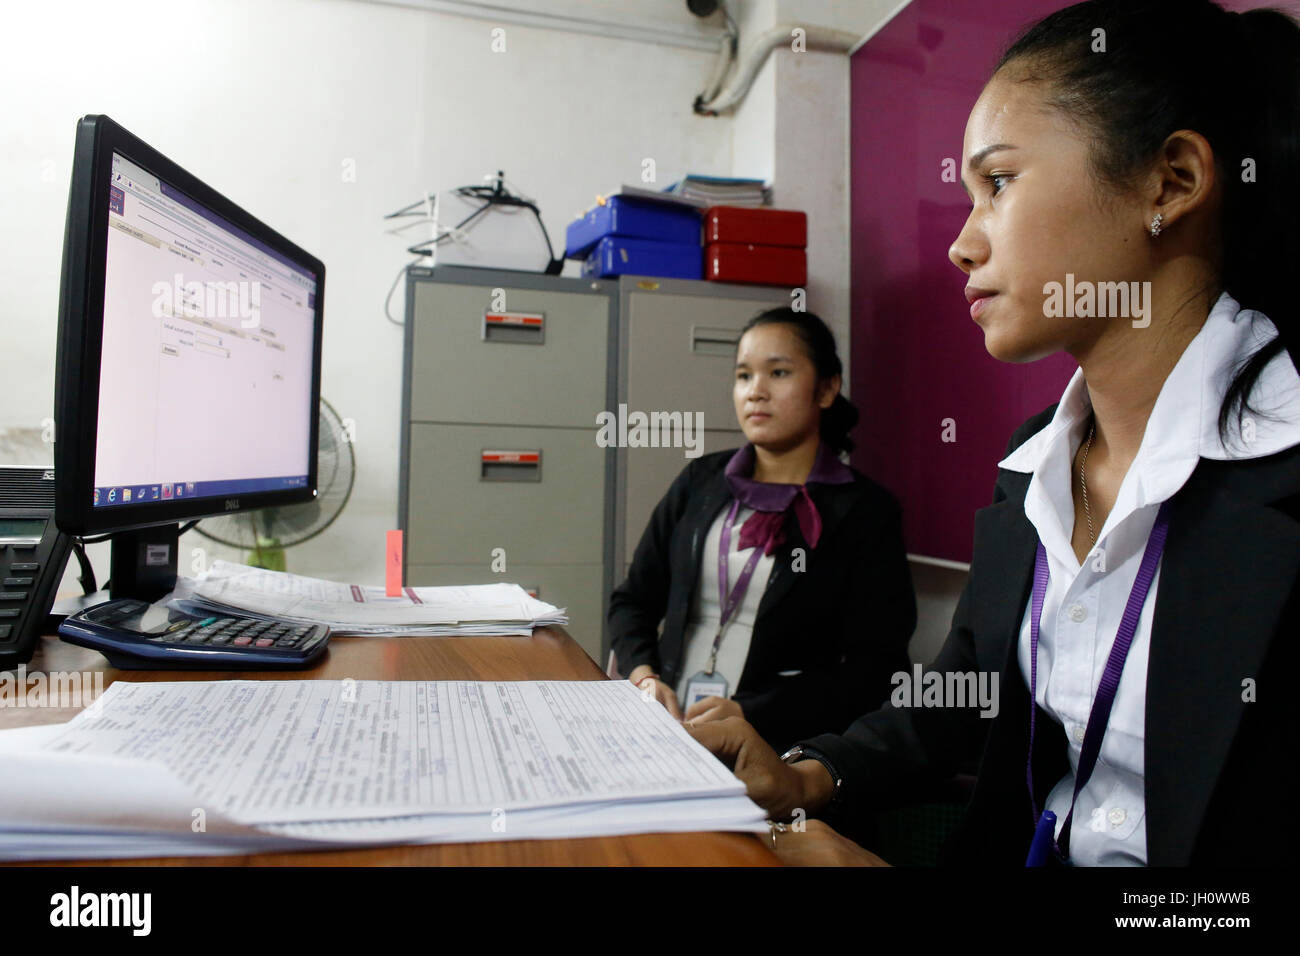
[3,577,33,586]
[186,632,211,644]
[0,591,29,601]
[254,637,275,647]
[231,635,252,646]
[167,621,188,633]
[0,609,19,618]
[0,625,12,640]
[9,563,38,572]
[209,634,232,646]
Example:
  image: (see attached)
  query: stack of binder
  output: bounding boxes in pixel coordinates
[703,205,808,287]
[566,194,702,280]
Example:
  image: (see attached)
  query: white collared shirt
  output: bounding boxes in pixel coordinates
[1000,291,1300,865]
[676,504,775,703]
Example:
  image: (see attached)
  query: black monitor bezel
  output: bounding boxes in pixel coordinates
[54,114,325,537]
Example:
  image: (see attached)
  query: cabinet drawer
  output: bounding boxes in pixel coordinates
[624,288,784,427]
[408,280,610,427]
[406,423,607,566]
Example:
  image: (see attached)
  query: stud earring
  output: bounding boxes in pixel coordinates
[1149,213,1164,237]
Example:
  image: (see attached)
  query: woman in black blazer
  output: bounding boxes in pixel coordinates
[688,0,1300,866]
[609,308,915,755]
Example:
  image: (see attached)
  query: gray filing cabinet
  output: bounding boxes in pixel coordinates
[614,277,786,582]
[400,266,789,665]
[400,265,617,662]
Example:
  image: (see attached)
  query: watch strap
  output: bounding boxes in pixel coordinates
[781,744,843,809]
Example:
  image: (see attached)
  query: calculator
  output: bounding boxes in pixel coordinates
[58,598,331,670]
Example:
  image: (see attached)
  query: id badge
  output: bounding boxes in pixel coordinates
[683,671,729,709]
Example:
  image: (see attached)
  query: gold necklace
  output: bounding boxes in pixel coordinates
[1079,419,1097,546]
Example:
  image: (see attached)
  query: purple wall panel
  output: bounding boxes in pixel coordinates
[850,0,1073,563]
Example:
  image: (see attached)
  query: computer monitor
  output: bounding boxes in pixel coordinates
[54,115,325,600]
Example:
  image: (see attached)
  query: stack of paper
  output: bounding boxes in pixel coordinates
[599,184,708,209]
[0,679,766,860]
[165,560,567,636]
[666,175,771,207]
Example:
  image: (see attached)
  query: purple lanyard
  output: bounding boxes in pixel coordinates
[708,499,771,675]
[1026,499,1171,861]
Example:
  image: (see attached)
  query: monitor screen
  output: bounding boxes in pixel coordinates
[55,115,325,537]
[94,152,315,510]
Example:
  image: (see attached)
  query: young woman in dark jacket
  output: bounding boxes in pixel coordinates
[688,0,1300,867]
[609,308,916,755]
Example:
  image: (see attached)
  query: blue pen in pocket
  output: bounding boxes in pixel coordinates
[1026,810,1057,867]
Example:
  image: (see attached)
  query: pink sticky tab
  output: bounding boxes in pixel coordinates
[386,530,403,597]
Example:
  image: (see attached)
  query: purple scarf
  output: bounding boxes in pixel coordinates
[722,442,853,555]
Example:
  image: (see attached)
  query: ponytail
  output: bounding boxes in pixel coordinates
[1215,6,1300,437]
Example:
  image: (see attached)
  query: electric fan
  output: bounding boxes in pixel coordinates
[195,397,355,569]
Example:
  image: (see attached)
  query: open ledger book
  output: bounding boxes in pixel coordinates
[0,679,766,860]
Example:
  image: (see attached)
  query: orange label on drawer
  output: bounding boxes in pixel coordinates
[481,451,541,463]
[484,311,544,327]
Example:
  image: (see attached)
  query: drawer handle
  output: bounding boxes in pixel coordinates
[483,310,545,344]
[691,325,741,356]
[480,450,542,482]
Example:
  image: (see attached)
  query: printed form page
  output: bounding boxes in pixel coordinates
[39,680,744,825]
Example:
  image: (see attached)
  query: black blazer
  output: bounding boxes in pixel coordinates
[802,406,1300,866]
[609,449,916,754]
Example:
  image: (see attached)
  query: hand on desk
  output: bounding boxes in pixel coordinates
[627,666,683,720]
[687,718,887,866]
[770,820,889,867]
[686,716,823,821]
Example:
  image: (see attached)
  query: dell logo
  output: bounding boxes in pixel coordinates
[225,498,239,510]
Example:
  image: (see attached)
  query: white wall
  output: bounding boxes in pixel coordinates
[1,0,740,591]
[1,0,956,651]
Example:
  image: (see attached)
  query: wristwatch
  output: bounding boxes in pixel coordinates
[780,744,843,811]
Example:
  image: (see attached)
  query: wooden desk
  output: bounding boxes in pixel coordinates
[2,628,777,866]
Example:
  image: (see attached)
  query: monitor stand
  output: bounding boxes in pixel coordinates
[108,523,179,602]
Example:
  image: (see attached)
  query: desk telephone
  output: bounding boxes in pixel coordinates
[0,467,72,668]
